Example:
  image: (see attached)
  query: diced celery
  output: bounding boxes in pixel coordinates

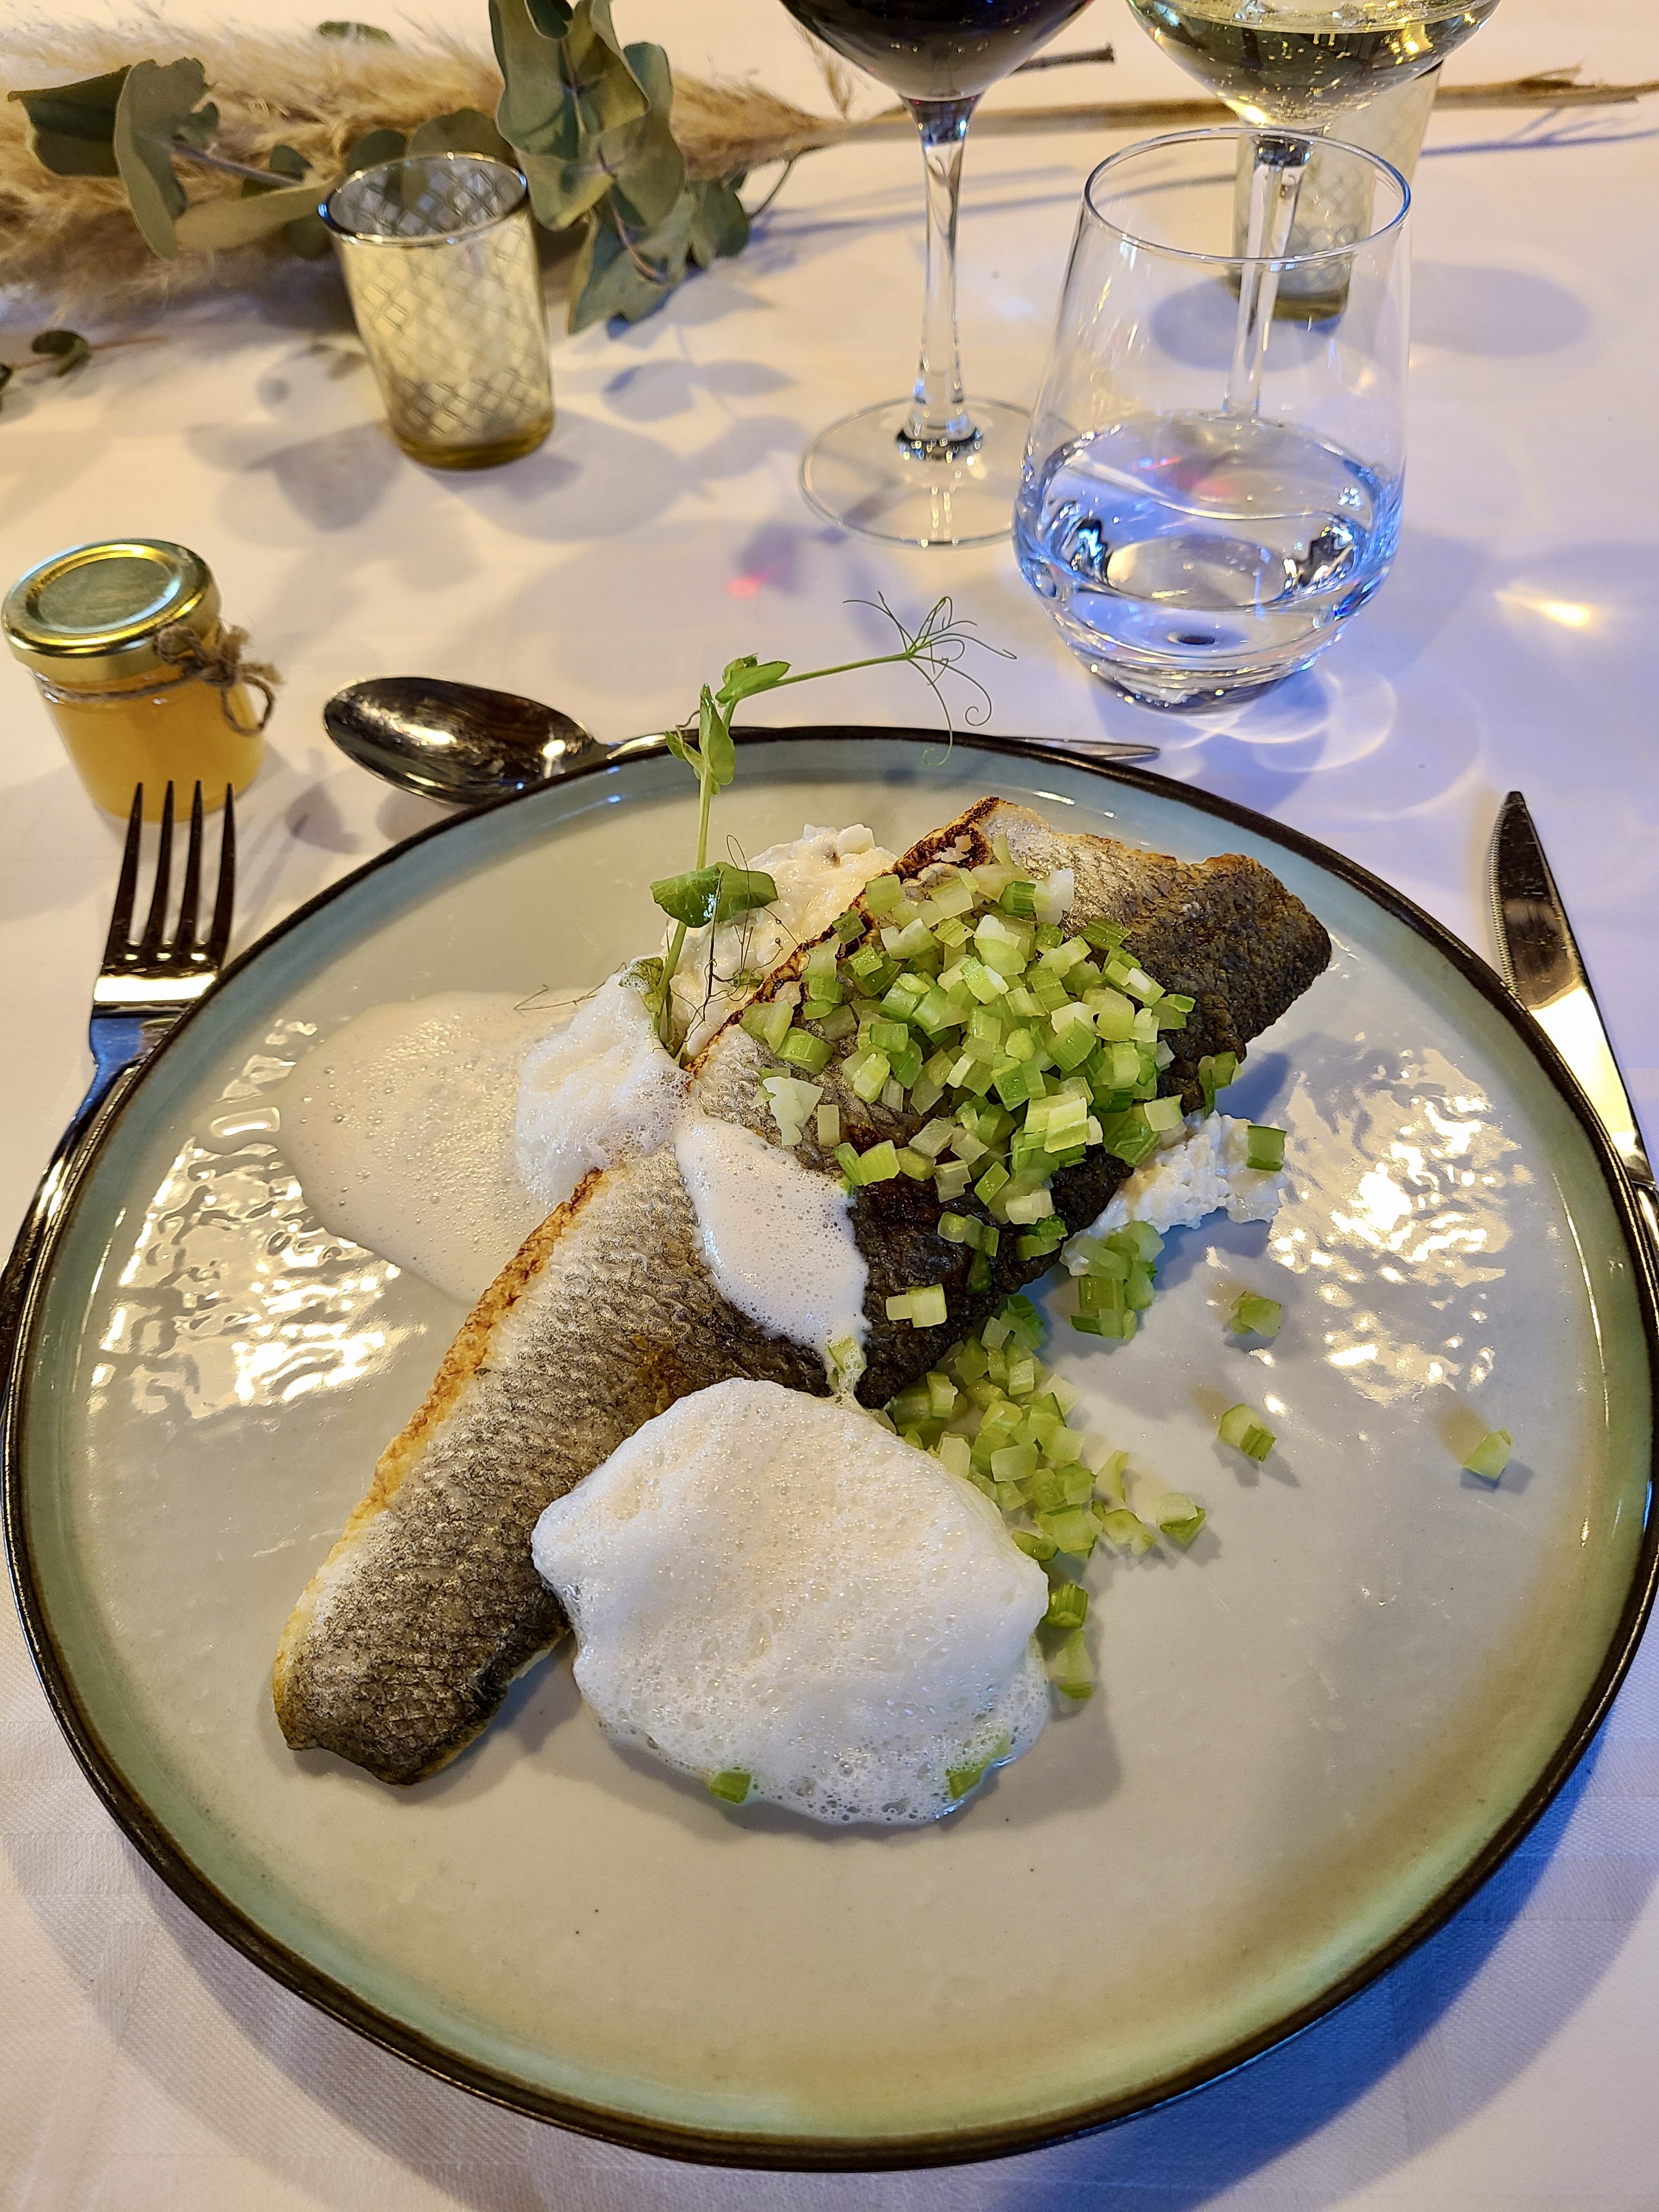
[880,1077,907,1112]
[975,1161,1009,1203]
[1228,1290,1283,1339]
[910,1284,947,1327]
[1246,1124,1286,1172]
[870,1017,910,1054]
[1005,1355,1037,1400]
[1043,1581,1089,1633]
[934,1160,972,1200]
[1154,1492,1206,1547]
[1011,1526,1058,1564]
[1001,1294,1043,1348]
[864,874,902,913]
[889,1382,932,1428]
[1097,1506,1156,1555]
[1462,1427,1513,1481]
[896,1147,932,1181]
[816,1102,840,1148]
[927,1372,958,1419]
[708,1769,752,1804]
[1048,1628,1093,1701]
[1003,1189,1056,1226]
[1094,1450,1128,1506]
[1141,1093,1184,1132]
[1036,1505,1098,1558]
[857,1141,901,1184]
[844,1049,887,1102]
[991,1442,1039,1483]
[890,1046,923,1088]
[741,1000,793,1053]
[998,878,1038,917]
[780,1028,832,1074]
[833,1142,861,1181]
[1218,1402,1275,1460]
[935,1431,972,1478]
[1117,1221,1164,1262]
[911,1117,956,1160]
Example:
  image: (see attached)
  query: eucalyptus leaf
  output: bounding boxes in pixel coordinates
[317,20,397,38]
[286,210,335,259]
[608,42,685,232]
[650,863,777,930]
[568,190,692,330]
[31,329,92,376]
[343,127,408,174]
[112,58,215,259]
[687,177,750,268]
[176,182,325,252]
[8,69,129,179]
[408,109,516,163]
[495,0,653,230]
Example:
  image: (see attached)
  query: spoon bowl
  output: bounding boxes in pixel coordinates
[323,676,602,805]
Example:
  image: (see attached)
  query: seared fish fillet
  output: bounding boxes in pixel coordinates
[274,799,1330,1782]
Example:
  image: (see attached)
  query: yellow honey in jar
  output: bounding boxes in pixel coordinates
[3,540,270,822]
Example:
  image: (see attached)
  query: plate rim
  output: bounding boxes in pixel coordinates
[4,724,1656,2171]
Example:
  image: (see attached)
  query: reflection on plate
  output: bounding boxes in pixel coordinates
[5,731,1655,2167]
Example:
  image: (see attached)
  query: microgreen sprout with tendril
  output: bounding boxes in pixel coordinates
[645,598,1009,1057]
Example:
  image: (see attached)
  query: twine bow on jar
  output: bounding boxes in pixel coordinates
[155,620,282,735]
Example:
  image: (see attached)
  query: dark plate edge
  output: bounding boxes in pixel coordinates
[3,724,1655,2172]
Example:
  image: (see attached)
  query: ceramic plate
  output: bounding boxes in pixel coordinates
[5,730,1655,2166]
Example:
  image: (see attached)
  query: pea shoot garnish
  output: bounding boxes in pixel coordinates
[645,599,1005,1055]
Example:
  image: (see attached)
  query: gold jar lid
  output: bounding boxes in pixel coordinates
[3,539,221,683]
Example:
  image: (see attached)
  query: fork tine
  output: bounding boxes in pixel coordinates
[103,787,145,966]
[137,781,175,960]
[175,782,205,953]
[206,786,236,970]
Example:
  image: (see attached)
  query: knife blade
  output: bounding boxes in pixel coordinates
[1491,790,1658,1260]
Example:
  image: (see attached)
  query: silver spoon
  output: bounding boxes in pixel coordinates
[323,675,1159,806]
[323,676,605,805]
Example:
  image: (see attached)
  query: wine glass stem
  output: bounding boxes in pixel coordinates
[1224,134,1312,416]
[900,98,980,460]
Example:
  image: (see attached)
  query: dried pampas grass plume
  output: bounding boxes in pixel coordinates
[2,15,1654,323]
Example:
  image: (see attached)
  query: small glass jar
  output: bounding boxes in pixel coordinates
[3,539,270,822]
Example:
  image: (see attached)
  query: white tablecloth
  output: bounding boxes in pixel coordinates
[4,1,1658,2203]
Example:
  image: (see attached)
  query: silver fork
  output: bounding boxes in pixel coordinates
[1,781,236,1335]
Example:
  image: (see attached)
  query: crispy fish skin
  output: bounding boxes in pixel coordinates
[274,798,1330,1782]
[273,1153,826,1784]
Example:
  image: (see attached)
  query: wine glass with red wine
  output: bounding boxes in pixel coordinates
[779,0,1093,546]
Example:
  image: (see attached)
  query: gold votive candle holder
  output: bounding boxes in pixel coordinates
[323,153,554,470]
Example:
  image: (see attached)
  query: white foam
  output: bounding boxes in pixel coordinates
[515,972,689,1215]
[671,823,898,1055]
[1073,1111,1286,1249]
[272,991,567,1308]
[674,1118,867,1366]
[532,1380,1051,1826]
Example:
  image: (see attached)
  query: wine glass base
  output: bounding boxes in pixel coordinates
[799,398,1029,548]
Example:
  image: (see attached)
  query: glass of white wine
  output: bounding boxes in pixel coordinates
[1122,2,1499,405]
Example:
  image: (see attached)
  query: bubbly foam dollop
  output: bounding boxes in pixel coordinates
[515,972,689,1214]
[532,1379,1051,1825]
[671,823,898,1055]
[674,1118,867,1367]
[273,991,567,1307]
[1074,1111,1285,1249]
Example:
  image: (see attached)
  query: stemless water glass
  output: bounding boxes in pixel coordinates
[323,154,554,470]
[1015,128,1409,708]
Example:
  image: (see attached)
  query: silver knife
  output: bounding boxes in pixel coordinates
[1490,789,1659,1265]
